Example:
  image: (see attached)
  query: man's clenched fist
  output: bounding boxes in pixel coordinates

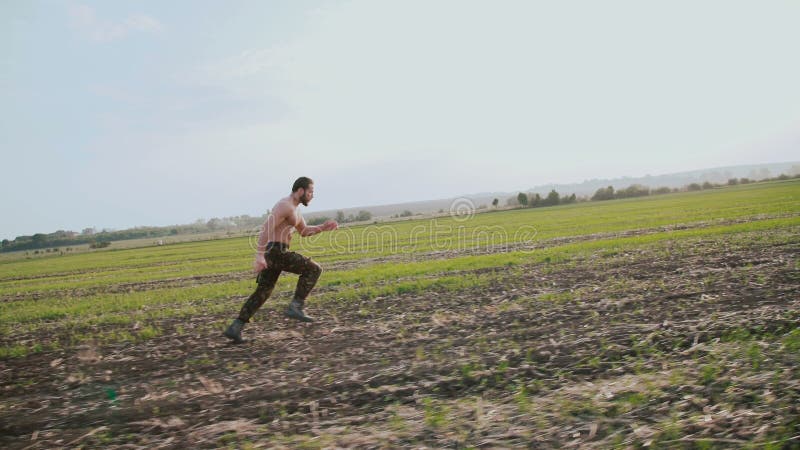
[253,253,268,273]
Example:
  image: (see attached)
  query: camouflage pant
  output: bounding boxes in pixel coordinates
[237,242,322,323]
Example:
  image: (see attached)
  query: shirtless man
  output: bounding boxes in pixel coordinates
[224,177,338,344]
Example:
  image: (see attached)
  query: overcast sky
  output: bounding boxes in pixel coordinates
[2,0,799,240]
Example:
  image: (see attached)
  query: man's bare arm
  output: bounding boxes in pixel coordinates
[291,213,337,237]
[294,215,319,237]
[255,215,271,253]
[252,211,276,273]
[300,225,323,237]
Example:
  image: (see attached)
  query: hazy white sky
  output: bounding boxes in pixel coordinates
[2,0,799,239]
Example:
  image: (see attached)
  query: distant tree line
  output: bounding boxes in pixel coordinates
[591,184,655,201]
[307,210,372,226]
[393,210,415,218]
[590,172,798,202]
[503,172,800,209]
[507,189,579,208]
[1,213,269,253]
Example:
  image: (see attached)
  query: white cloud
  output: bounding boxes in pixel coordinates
[200,47,294,81]
[69,4,163,42]
[125,13,163,33]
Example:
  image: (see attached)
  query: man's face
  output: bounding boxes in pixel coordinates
[300,184,314,206]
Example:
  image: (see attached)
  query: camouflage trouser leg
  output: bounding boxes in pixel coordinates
[280,251,322,302]
[236,246,322,323]
[237,268,281,323]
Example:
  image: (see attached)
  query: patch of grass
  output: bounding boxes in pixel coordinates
[0,342,48,359]
[722,327,753,342]
[536,291,574,303]
[514,384,530,413]
[388,410,408,431]
[226,361,251,373]
[651,414,683,446]
[781,328,800,352]
[747,342,764,370]
[557,396,599,418]
[422,397,449,429]
[614,391,647,409]
[186,356,215,367]
[459,362,478,381]
[137,325,161,340]
[700,363,721,385]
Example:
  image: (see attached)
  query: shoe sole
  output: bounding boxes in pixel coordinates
[284,311,314,322]
[223,330,244,344]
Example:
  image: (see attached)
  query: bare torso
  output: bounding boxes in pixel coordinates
[264,196,303,246]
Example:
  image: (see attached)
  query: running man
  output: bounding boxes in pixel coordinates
[224,177,338,344]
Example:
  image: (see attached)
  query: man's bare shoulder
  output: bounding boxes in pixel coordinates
[271,197,296,217]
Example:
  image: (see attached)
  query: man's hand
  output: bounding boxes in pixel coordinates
[321,220,338,231]
[253,253,268,273]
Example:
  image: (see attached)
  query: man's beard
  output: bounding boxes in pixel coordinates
[300,193,310,206]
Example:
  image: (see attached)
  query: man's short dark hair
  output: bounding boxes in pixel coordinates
[292,177,313,192]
